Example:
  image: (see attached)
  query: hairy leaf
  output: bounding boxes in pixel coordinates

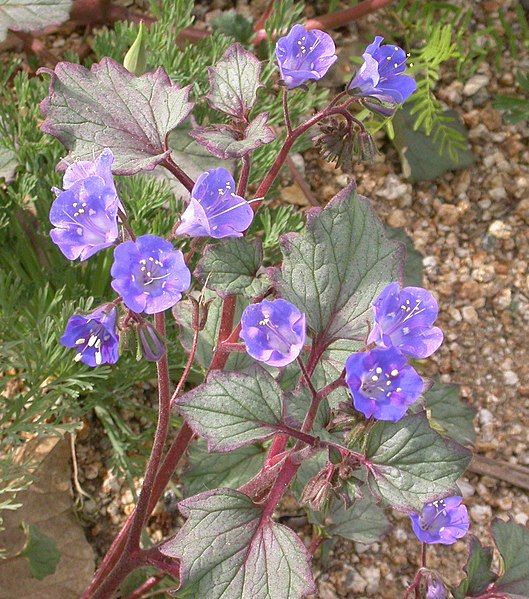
[0,0,71,42]
[492,518,529,595]
[175,367,285,451]
[19,523,60,580]
[39,58,193,174]
[161,489,315,599]
[195,238,263,298]
[365,412,472,510]
[309,495,390,544]
[207,43,262,118]
[424,380,476,446]
[183,440,265,496]
[190,113,275,159]
[453,537,496,599]
[275,185,403,345]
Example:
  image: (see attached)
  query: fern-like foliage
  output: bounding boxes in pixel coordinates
[493,71,529,124]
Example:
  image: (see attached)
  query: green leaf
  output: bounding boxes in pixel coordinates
[161,489,315,599]
[309,495,390,544]
[453,537,496,599]
[492,518,529,595]
[211,11,254,44]
[385,226,424,287]
[393,107,474,182]
[183,440,265,496]
[39,58,194,175]
[19,522,60,580]
[195,238,264,298]
[424,380,476,446]
[365,412,472,510]
[206,43,262,118]
[190,113,275,159]
[275,185,404,345]
[175,366,285,452]
[0,0,71,42]
[123,21,147,76]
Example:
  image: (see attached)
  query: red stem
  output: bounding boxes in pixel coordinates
[127,574,164,599]
[305,0,394,30]
[237,156,251,197]
[162,156,195,193]
[209,295,237,372]
[253,103,357,205]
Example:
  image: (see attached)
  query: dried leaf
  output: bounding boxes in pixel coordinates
[0,437,95,598]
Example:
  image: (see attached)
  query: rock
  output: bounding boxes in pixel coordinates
[437,203,459,226]
[363,566,381,595]
[462,305,479,325]
[494,288,512,311]
[478,408,494,427]
[463,74,490,97]
[489,187,507,201]
[376,175,409,201]
[470,504,492,524]
[458,479,475,498]
[393,527,408,543]
[344,568,367,594]
[387,209,407,228]
[504,370,519,386]
[488,220,512,239]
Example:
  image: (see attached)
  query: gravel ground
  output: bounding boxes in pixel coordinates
[66,1,529,596]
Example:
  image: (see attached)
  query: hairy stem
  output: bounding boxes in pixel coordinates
[162,156,195,192]
[127,574,164,599]
[237,156,251,197]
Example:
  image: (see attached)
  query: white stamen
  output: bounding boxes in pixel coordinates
[75,338,85,345]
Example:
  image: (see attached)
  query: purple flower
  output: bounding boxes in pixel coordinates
[49,149,120,261]
[60,305,119,367]
[175,168,253,239]
[367,283,443,359]
[240,299,306,367]
[275,24,337,89]
[111,235,190,314]
[345,347,423,421]
[348,36,416,113]
[410,496,469,545]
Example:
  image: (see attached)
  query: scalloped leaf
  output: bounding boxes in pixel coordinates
[365,412,472,510]
[190,113,275,159]
[183,440,266,496]
[275,185,404,346]
[309,495,390,544]
[0,0,71,42]
[161,488,315,599]
[174,367,285,452]
[206,43,262,118]
[39,58,193,175]
[195,238,264,298]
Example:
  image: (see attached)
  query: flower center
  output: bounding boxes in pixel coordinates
[138,256,169,290]
[419,500,449,532]
[361,365,402,400]
[258,317,297,355]
[74,323,111,365]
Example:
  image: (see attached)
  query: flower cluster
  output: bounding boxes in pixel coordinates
[275,26,415,112]
[344,283,442,421]
[53,155,254,367]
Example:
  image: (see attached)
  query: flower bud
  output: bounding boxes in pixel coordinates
[124,22,147,76]
[137,322,166,362]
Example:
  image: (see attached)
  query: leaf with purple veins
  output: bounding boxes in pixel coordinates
[190,113,275,159]
[38,58,193,175]
[160,488,316,599]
